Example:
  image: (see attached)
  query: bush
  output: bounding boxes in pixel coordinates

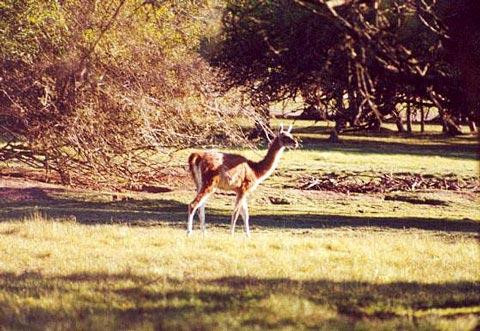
[0,0,246,188]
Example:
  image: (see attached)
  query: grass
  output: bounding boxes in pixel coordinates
[0,213,479,330]
[0,120,479,330]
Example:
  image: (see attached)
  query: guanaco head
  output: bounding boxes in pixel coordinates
[277,123,299,149]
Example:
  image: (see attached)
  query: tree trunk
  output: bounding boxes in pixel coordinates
[368,116,382,132]
[444,116,463,136]
[335,116,347,132]
[406,101,412,133]
[420,106,425,133]
[468,119,477,133]
[394,111,405,132]
[428,88,463,136]
[327,129,342,143]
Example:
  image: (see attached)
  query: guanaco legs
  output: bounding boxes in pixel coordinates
[187,124,298,237]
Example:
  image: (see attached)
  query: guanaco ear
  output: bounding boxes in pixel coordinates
[287,124,293,133]
[279,123,284,133]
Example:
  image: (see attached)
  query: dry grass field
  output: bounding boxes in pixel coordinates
[0,121,479,330]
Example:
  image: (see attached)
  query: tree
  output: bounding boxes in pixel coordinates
[210,0,479,135]
[0,0,247,188]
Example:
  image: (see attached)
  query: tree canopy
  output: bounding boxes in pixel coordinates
[210,0,479,134]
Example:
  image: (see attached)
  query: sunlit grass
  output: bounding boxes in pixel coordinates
[165,120,479,178]
[0,213,479,330]
[1,213,478,282]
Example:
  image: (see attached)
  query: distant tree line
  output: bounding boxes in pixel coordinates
[210,0,480,136]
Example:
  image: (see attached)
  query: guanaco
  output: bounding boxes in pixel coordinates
[187,124,298,237]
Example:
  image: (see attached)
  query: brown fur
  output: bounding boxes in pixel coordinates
[189,138,283,195]
[187,129,298,236]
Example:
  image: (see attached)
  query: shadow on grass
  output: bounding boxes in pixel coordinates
[239,124,478,159]
[298,136,479,160]
[0,271,479,329]
[0,187,186,224]
[250,214,480,233]
[294,124,479,141]
[205,276,480,315]
[1,187,479,234]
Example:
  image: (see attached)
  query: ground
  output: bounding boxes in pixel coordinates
[0,121,479,330]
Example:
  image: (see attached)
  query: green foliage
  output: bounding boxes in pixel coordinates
[0,0,67,63]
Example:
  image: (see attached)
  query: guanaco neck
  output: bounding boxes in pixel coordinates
[250,137,285,181]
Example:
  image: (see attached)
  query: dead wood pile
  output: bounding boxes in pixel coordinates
[299,173,480,193]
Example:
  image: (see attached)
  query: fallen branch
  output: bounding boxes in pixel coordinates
[298,173,480,193]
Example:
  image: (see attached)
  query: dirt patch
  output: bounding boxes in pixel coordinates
[0,166,60,184]
[0,175,65,203]
[0,163,196,205]
[0,187,52,202]
[1,165,192,196]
